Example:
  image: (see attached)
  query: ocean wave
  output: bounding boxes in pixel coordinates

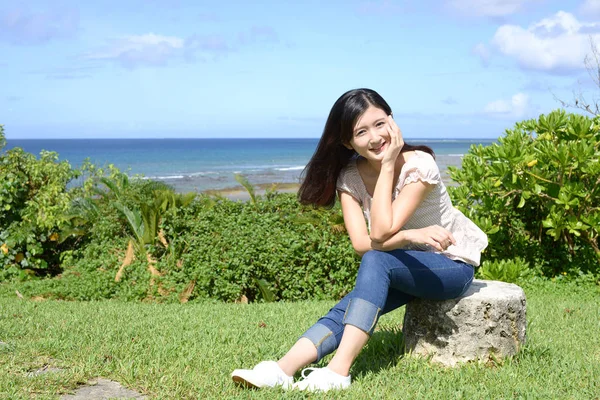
[275,166,305,171]
[143,175,186,180]
[141,171,222,180]
[189,171,219,177]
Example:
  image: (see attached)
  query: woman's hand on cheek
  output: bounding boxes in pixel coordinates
[382,115,404,166]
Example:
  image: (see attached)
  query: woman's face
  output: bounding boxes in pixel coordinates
[346,105,391,162]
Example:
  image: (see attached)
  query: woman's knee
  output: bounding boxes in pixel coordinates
[356,250,393,282]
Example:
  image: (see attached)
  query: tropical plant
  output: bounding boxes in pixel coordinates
[90,172,196,282]
[0,140,79,278]
[0,124,5,150]
[449,110,600,276]
[477,258,532,284]
[234,174,257,206]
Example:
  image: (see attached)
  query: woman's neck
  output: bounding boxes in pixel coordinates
[361,153,404,175]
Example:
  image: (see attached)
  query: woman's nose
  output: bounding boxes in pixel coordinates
[368,131,383,144]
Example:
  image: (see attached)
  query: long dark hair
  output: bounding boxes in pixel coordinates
[298,88,434,208]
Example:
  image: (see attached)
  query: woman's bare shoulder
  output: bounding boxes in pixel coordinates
[399,150,418,164]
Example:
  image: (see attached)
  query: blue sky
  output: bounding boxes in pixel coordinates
[1,0,600,139]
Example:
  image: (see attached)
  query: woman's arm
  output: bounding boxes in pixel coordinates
[371,225,456,253]
[370,116,441,243]
[339,191,372,255]
[369,115,403,241]
[340,191,455,256]
[370,180,434,242]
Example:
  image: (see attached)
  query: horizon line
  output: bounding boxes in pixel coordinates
[5,136,499,141]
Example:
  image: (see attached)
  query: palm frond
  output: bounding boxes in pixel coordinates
[70,197,100,220]
[114,203,145,247]
[235,174,256,205]
[254,278,276,302]
[140,203,160,246]
[99,176,122,197]
[139,180,173,197]
[178,192,197,207]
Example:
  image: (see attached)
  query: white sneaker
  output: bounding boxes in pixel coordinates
[292,367,351,392]
[231,361,293,389]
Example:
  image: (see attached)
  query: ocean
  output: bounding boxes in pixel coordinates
[4,138,496,193]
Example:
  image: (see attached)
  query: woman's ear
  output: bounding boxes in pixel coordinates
[343,142,354,150]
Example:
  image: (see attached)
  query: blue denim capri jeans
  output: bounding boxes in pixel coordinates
[301,249,474,362]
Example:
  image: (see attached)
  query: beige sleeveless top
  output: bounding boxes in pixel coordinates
[336,151,488,266]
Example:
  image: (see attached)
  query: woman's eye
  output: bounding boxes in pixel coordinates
[376,122,385,127]
[356,131,365,136]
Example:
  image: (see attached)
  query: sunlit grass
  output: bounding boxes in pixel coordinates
[1,279,599,399]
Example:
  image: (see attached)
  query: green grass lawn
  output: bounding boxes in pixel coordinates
[1,279,599,399]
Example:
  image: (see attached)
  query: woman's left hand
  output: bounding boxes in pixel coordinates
[382,115,404,166]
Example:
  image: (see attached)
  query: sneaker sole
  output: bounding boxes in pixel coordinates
[231,371,292,390]
[231,374,261,389]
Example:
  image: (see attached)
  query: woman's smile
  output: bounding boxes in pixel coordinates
[369,141,387,154]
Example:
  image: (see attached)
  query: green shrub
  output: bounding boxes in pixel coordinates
[0,144,78,278]
[12,192,359,302]
[449,110,600,276]
[154,192,359,302]
[476,257,533,284]
[0,128,145,281]
[13,238,152,301]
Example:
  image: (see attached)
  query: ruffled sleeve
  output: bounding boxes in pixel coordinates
[336,161,363,204]
[400,152,441,189]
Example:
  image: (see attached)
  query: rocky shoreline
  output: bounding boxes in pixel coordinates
[194,168,456,202]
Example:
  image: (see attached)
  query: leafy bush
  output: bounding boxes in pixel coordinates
[476,258,533,284]
[449,110,600,276]
[12,191,359,302]
[0,126,150,281]
[0,135,79,278]
[154,192,358,302]
[13,237,153,301]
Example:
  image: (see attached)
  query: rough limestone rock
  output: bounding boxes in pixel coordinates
[61,378,146,400]
[403,279,526,366]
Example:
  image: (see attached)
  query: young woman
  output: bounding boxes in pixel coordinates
[231,88,488,392]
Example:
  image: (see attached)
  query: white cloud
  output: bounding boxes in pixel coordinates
[446,0,531,17]
[85,26,279,68]
[579,0,600,16]
[484,93,530,117]
[491,11,600,72]
[86,33,185,68]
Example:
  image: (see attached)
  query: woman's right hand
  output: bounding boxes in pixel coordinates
[382,115,404,167]
[404,225,456,252]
